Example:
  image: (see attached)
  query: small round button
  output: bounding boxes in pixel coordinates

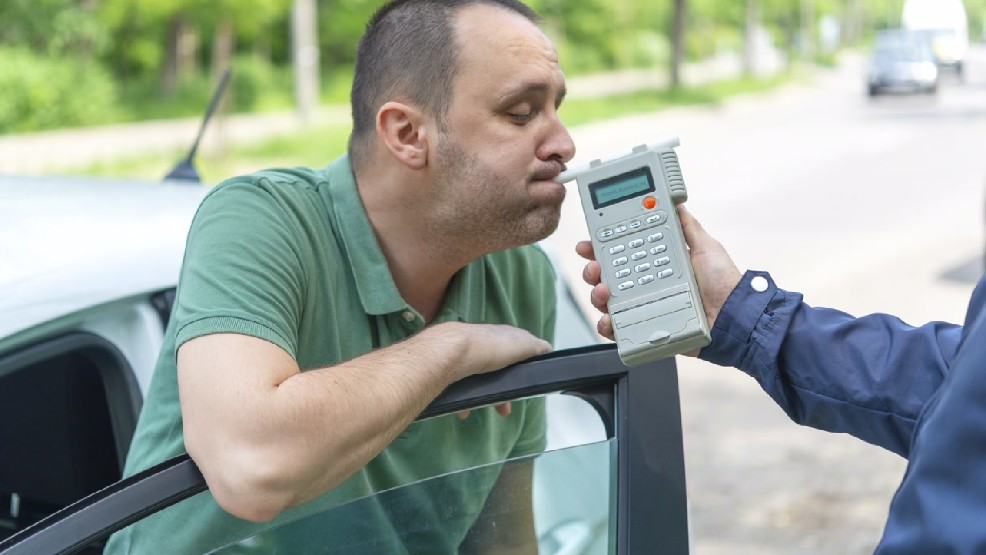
[750,276,769,293]
[402,311,416,322]
[643,196,657,209]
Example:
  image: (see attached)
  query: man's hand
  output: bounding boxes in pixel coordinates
[423,321,552,381]
[576,205,742,343]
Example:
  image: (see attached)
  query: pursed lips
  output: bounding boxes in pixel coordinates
[529,160,567,182]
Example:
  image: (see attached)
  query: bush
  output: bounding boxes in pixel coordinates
[229,54,292,112]
[0,48,121,133]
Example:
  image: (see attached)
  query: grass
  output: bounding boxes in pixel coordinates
[80,70,801,184]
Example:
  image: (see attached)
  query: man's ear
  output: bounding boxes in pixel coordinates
[376,101,429,170]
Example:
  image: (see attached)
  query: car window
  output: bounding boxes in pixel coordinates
[202,395,611,554]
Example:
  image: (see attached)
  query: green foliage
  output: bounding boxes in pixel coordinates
[229,55,293,112]
[318,0,380,67]
[0,0,109,56]
[1,0,949,134]
[0,48,121,133]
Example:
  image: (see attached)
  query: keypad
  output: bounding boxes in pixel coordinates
[606,232,674,291]
[596,211,668,243]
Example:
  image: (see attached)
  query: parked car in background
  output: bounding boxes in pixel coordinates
[866,29,939,97]
[0,173,690,554]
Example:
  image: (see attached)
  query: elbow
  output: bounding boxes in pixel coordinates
[186,438,296,523]
[211,481,288,523]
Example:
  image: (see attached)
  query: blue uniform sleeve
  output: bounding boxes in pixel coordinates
[875,277,986,553]
[700,271,962,457]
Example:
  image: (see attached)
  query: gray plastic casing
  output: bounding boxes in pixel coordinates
[557,138,710,367]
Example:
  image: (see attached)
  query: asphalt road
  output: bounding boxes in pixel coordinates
[545,47,986,554]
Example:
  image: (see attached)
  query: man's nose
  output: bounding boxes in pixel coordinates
[539,114,576,164]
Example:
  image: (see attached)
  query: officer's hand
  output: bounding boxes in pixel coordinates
[577,205,742,342]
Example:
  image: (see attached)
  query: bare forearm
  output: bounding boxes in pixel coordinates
[180,321,551,522]
[261,330,465,509]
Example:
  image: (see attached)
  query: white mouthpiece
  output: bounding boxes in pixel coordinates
[556,136,681,184]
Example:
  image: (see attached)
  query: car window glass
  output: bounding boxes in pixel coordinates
[210,440,613,555]
[196,394,615,555]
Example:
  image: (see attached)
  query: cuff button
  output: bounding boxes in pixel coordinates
[750,276,769,293]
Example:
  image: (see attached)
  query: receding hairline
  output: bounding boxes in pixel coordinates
[447,5,564,109]
[349,0,543,171]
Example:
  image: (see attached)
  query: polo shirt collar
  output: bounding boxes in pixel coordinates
[325,155,407,316]
[323,155,488,324]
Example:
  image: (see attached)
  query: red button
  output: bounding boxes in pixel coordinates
[643,196,657,209]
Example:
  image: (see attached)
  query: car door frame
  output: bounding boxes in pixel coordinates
[0,344,689,555]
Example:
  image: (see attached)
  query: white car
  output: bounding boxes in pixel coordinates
[0,174,689,555]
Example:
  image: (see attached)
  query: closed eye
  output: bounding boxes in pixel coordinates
[507,106,539,124]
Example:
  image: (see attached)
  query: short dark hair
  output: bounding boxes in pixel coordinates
[348,0,540,171]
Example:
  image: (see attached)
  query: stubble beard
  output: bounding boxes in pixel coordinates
[429,135,562,260]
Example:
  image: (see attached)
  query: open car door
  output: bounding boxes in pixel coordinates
[0,345,689,555]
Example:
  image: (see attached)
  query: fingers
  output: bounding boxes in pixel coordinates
[589,283,610,313]
[456,402,511,421]
[582,258,601,287]
[440,323,553,377]
[575,240,597,261]
[596,313,614,341]
[678,204,712,255]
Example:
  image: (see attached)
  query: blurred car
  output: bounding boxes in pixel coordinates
[866,30,939,97]
[0,174,690,554]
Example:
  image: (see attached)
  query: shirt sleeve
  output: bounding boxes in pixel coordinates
[700,271,962,457]
[173,179,308,358]
[873,277,986,552]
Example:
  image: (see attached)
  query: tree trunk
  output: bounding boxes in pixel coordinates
[800,0,814,61]
[162,13,199,99]
[743,0,762,76]
[162,14,184,99]
[211,19,235,87]
[670,0,687,89]
[291,0,320,123]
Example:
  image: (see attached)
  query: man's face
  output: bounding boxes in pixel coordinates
[428,4,576,255]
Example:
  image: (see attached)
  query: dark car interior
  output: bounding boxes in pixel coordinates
[0,333,143,553]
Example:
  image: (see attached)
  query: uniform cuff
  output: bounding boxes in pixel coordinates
[699,270,779,368]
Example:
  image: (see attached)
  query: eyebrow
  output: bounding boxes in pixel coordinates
[498,82,568,106]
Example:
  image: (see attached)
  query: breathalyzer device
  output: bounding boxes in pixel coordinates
[556,138,710,367]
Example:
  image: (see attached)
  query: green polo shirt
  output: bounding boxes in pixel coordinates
[105,155,555,554]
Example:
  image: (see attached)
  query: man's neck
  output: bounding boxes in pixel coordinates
[355,164,472,324]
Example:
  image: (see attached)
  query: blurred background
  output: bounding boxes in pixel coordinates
[2,0,984,178]
[3,0,986,553]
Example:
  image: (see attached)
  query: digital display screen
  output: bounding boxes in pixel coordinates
[589,167,655,209]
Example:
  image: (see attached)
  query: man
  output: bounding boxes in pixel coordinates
[578,206,986,553]
[105,0,575,552]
